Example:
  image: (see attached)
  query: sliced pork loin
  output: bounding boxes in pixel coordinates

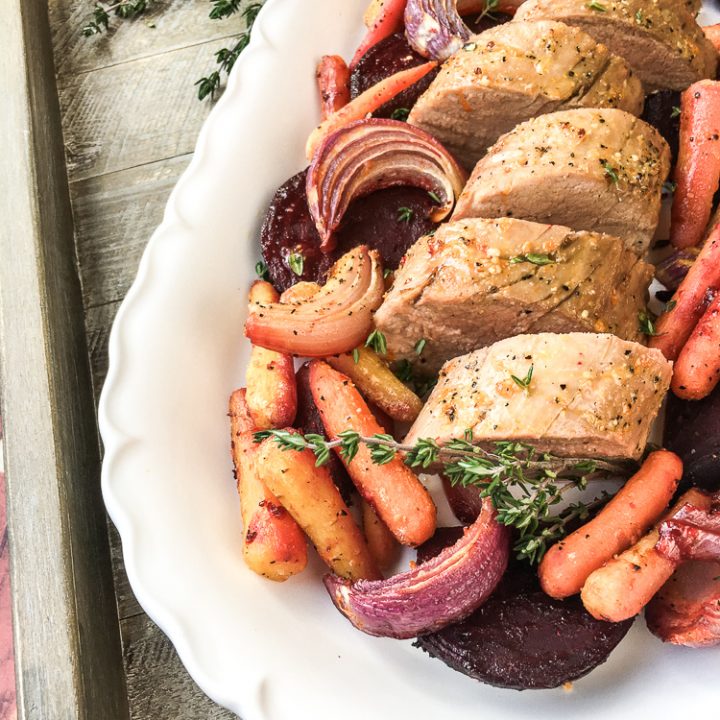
[515,0,717,91]
[405,333,671,460]
[407,20,644,169]
[452,109,671,256]
[374,218,653,373]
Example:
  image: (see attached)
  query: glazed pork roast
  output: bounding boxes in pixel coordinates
[407,19,644,168]
[515,0,717,91]
[374,218,653,372]
[405,333,672,460]
[452,108,671,256]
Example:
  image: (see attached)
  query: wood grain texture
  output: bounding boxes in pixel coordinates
[59,39,229,181]
[0,1,128,718]
[72,155,192,308]
[50,0,241,76]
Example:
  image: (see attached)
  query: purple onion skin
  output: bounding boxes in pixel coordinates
[404,0,472,61]
[657,493,720,564]
[655,247,700,291]
[323,499,509,639]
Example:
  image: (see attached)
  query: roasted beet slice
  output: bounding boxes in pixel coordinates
[414,531,633,690]
[260,169,436,291]
[641,90,681,162]
[350,32,439,118]
[295,363,355,504]
[664,386,720,491]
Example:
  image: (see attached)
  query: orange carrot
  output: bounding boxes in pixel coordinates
[539,450,682,599]
[245,281,297,430]
[308,359,437,546]
[651,220,720,360]
[316,55,351,121]
[362,498,401,572]
[672,292,720,400]
[703,24,720,54]
[229,389,307,581]
[671,80,720,250]
[305,61,437,159]
[351,0,407,70]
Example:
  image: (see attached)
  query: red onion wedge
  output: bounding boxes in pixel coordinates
[244,245,384,357]
[323,498,509,639]
[307,118,467,253]
[656,491,720,564]
[404,0,472,61]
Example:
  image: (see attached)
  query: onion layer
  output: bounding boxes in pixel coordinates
[656,490,720,564]
[323,498,509,639]
[244,245,384,356]
[404,0,472,60]
[307,118,467,252]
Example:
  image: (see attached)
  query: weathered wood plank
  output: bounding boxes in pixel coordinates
[121,614,236,720]
[58,39,229,180]
[0,1,128,718]
[72,155,192,308]
[50,0,241,77]
[0,469,16,720]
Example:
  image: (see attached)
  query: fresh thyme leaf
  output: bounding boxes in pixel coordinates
[394,359,414,383]
[352,347,360,364]
[671,105,681,118]
[663,181,677,194]
[463,41,478,51]
[260,431,628,563]
[288,251,304,276]
[638,310,660,336]
[390,107,410,121]
[255,260,270,281]
[635,8,644,23]
[587,0,606,11]
[383,268,392,279]
[428,190,442,203]
[509,253,555,266]
[397,206,414,223]
[510,364,534,390]
[602,161,620,185]
[414,338,426,356]
[474,0,499,23]
[664,299,677,312]
[365,329,388,355]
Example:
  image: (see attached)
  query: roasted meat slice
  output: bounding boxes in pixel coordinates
[405,333,671,460]
[407,20,643,168]
[374,218,653,372]
[452,109,670,255]
[515,0,717,91]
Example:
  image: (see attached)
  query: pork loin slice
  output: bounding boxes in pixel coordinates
[407,20,644,169]
[452,109,671,255]
[374,218,653,373]
[515,0,717,91]
[405,333,671,460]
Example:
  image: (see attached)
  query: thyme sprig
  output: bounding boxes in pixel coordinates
[254,429,629,563]
[82,1,154,36]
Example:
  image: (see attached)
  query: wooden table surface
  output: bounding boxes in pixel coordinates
[46,2,245,717]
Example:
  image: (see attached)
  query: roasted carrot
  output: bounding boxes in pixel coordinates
[229,389,307,581]
[671,80,720,250]
[361,498,401,572]
[305,62,438,159]
[539,450,682,599]
[651,220,720,360]
[316,55,351,120]
[326,346,423,423]
[581,489,712,622]
[672,293,720,400]
[351,0,407,70]
[703,24,720,54]
[309,359,437,546]
[245,281,297,430]
[258,435,381,581]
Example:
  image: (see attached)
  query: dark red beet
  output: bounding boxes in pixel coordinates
[260,169,437,291]
[664,386,720,492]
[295,364,355,504]
[414,530,633,690]
[350,33,439,118]
[641,90,681,162]
[442,477,484,524]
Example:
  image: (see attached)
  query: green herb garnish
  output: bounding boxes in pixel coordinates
[510,364,534,390]
[587,1,606,11]
[639,310,660,336]
[414,338,427,356]
[509,253,555,266]
[397,206,414,223]
[602,161,620,185]
[365,329,388,355]
[390,107,411,121]
[288,251,304,276]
